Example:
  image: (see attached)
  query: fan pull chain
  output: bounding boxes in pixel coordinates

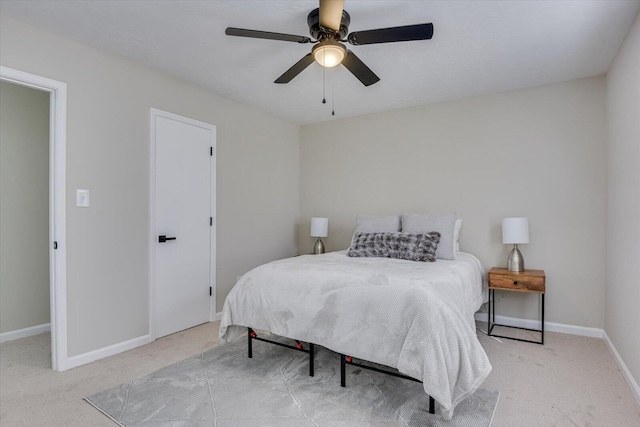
[331,68,335,116]
[322,50,326,104]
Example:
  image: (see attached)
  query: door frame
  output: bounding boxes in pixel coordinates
[148,108,216,340]
[0,66,68,371]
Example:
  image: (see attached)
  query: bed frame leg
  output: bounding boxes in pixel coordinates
[247,327,253,358]
[309,343,315,377]
[429,396,435,414]
[340,354,346,387]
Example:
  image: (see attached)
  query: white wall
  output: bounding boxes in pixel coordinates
[301,77,607,328]
[0,15,300,357]
[605,11,640,392]
[0,81,50,333]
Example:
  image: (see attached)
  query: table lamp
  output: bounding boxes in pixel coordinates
[502,217,529,272]
[310,217,328,254]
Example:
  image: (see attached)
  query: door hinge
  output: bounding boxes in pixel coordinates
[210,147,213,156]
[210,217,213,226]
[209,286,212,296]
[53,241,58,250]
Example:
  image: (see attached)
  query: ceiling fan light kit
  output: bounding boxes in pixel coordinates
[226,0,433,88]
[312,41,347,67]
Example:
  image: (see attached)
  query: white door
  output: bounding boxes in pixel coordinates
[153,111,214,339]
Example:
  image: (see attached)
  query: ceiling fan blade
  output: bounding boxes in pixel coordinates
[347,23,433,45]
[341,51,380,87]
[319,0,344,31]
[275,53,315,84]
[225,27,311,44]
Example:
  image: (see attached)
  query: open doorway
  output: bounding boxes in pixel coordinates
[0,81,50,348]
[0,66,67,371]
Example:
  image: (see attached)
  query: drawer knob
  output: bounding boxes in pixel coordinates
[513,281,518,285]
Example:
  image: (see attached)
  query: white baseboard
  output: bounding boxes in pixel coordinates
[65,334,152,370]
[474,312,603,338]
[0,323,51,343]
[603,331,640,405]
[64,316,224,370]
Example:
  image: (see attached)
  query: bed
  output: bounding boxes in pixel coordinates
[219,248,492,420]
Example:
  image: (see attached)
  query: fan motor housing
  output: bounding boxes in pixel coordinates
[307,8,350,41]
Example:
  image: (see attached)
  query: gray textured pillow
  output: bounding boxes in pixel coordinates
[354,215,401,232]
[401,213,457,260]
[347,232,440,262]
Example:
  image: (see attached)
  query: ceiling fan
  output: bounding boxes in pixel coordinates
[225,0,434,87]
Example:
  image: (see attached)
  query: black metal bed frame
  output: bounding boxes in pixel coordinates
[247,328,315,376]
[246,327,435,415]
[340,354,435,414]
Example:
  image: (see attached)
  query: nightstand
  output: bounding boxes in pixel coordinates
[487,267,546,344]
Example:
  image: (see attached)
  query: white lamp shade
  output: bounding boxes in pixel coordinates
[310,217,328,238]
[502,217,529,244]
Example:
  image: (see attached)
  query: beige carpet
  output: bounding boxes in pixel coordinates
[1,321,639,426]
[476,322,640,426]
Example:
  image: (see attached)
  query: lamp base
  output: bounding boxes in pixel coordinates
[507,244,525,272]
[313,238,325,255]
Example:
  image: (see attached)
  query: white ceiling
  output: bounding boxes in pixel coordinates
[2,1,639,125]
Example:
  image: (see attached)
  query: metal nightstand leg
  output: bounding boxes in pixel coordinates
[487,289,544,345]
[487,289,495,336]
[541,293,544,345]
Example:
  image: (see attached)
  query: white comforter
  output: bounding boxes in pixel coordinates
[219,251,492,419]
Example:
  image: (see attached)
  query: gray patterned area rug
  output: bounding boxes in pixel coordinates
[86,336,498,426]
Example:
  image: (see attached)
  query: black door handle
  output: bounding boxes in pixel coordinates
[158,235,177,243]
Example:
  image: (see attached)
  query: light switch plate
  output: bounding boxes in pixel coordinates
[76,189,90,207]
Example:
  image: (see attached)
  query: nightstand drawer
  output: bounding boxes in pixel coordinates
[488,268,546,293]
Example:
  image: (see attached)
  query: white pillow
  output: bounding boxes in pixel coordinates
[354,215,401,232]
[401,212,458,260]
[454,219,463,255]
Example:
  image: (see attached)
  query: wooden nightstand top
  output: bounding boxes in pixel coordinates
[488,267,546,293]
